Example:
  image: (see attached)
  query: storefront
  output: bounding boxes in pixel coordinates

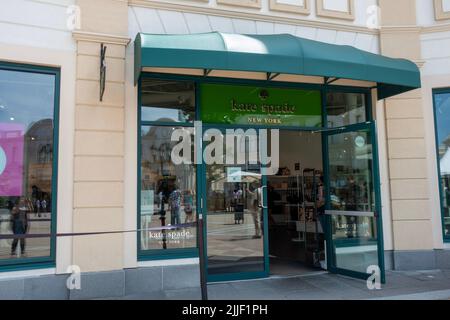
[135,32,421,283]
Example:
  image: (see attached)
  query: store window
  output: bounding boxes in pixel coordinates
[433,89,450,240]
[0,63,59,266]
[139,78,197,258]
[141,78,195,123]
[326,92,367,128]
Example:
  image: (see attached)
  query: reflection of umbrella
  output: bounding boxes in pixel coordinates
[441,148,450,175]
[212,170,261,184]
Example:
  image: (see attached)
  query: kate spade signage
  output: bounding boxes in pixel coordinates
[200,83,322,127]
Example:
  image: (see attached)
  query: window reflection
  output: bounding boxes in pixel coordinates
[327,92,366,128]
[140,126,197,251]
[0,68,55,262]
[434,91,450,238]
[141,79,195,123]
[327,130,378,273]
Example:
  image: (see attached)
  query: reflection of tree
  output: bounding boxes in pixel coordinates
[141,125,195,197]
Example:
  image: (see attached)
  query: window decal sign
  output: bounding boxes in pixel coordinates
[0,123,24,196]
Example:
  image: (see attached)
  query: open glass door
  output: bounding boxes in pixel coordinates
[324,124,385,281]
[202,128,269,282]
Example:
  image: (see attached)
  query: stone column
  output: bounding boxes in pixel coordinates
[72,0,129,272]
[379,0,434,269]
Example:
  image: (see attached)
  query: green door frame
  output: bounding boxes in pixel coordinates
[200,125,270,282]
[137,72,386,283]
[322,116,386,282]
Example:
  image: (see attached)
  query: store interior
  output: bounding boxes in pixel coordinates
[268,130,326,276]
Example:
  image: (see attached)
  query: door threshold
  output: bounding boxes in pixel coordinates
[208,270,329,285]
[269,270,329,280]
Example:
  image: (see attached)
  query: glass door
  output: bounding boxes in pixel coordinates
[324,124,385,281]
[202,128,269,282]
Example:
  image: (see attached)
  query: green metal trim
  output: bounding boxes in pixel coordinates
[136,73,386,283]
[138,248,199,261]
[137,77,143,260]
[371,120,386,284]
[0,61,60,271]
[322,88,385,282]
[137,78,201,260]
[200,126,270,282]
[0,261,55,273]
[432,88,450,242]
[207,271,268,283]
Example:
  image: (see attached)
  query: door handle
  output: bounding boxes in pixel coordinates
[260,185,268,209]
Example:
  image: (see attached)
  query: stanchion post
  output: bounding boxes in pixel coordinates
[198,213,208,300]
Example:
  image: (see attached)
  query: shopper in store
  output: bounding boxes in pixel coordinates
[247,182,262,239]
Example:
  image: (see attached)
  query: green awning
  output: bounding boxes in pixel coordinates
[134,32,421,99]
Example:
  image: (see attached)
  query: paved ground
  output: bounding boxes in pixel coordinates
[115,269,450,300]
[208,269,450,300]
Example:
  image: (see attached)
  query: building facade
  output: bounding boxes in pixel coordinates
[0,0,450,299]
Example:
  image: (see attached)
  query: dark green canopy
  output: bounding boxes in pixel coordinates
[134,32,421,99]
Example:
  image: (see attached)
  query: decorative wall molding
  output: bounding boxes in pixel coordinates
[217,0,261,9]
[129,0,378,34]
[380,26,422,35]
[73,31,131,46]
[269,0,310,15]
[422,22,450,34]
[434,0,450,21]
[316,0,355,21]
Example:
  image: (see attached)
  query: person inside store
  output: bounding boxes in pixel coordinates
[169,184,182,226]
[10,197,30,256]
[316,176,326,231]
[247,182,262,239]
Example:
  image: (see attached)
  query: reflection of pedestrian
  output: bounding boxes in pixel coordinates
[169,185,182,226]
[11,198,29,256]
[184,190,194,223]
[35,199,41,217]
[344,176,360,238]
[41,199,47,213]
[247,183,262,239]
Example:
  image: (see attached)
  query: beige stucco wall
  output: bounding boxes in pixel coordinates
[379,0,435,251]
[72,0,129,272]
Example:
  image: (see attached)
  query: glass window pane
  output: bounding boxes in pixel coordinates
[328,130,378,274]
[140,125,197,251]
[141,79,195,123]
[435,91,450,238]
[327,92,366,128]
[0,68,55,262]
[205,131,265,276]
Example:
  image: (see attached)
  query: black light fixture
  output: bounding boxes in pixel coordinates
[100,43,107,102]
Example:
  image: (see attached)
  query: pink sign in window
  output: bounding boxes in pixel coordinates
[0,123,24,196]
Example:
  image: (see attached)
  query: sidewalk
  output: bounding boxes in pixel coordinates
[109,269,450,300]
[207,269,450,300]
